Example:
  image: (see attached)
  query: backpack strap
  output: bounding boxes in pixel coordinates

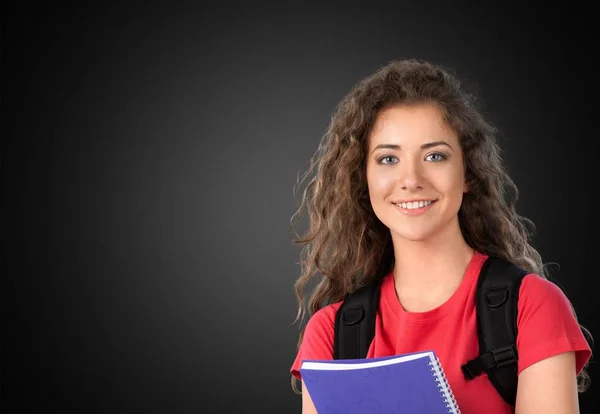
[333,277,383,360]
[461,256,528,406]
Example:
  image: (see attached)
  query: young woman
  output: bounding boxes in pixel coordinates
[289,59,592,413]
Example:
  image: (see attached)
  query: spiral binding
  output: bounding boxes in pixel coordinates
[428,356,461,413]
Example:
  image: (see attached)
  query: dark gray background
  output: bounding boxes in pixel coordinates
[2,2,597,413]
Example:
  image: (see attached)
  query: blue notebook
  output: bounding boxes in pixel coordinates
[299,350,460,413]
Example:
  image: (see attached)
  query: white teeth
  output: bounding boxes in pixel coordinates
[396,200,433,209]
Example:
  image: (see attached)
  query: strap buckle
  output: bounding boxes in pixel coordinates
[492,345,518,368]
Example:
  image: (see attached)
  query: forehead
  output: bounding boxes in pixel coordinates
[368,103,458,147]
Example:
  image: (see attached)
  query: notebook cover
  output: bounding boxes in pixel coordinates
[299,351,459,413]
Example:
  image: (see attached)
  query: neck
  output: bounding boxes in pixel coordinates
[391,219,474,292]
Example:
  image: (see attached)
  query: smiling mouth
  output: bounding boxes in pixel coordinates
[393,200,437,210]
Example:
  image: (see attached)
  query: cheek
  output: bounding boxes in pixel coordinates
[433,169,466,194]
[367,170,394,199]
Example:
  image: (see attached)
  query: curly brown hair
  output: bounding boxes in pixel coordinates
[289,58,591,393]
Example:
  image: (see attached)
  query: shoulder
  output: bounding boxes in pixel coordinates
[517,272,579,325]
[290,301,342,379]
[517,272,574,313]
[302,301,342,347]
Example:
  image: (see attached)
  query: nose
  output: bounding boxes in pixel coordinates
[399,159,423,191]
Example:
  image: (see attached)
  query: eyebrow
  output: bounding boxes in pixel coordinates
[371,141,454,154]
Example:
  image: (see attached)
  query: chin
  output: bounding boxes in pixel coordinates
[390,227,437,243]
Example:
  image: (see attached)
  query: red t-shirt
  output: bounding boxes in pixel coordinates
[291,251,591,413]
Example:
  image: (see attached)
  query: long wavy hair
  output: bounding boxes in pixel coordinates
[289,58,592,393]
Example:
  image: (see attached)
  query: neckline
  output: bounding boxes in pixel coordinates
[382,250,487,325]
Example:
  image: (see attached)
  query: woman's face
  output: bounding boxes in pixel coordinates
[365,103,468,243]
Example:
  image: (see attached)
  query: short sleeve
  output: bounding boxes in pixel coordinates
[516,273,591,375]
[290,302,340,380]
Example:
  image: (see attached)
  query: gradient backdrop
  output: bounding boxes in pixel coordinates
[3,2,598,413]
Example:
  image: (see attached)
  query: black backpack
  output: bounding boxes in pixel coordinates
[332,256,527,406]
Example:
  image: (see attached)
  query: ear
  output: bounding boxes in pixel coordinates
[463,167,474,194]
